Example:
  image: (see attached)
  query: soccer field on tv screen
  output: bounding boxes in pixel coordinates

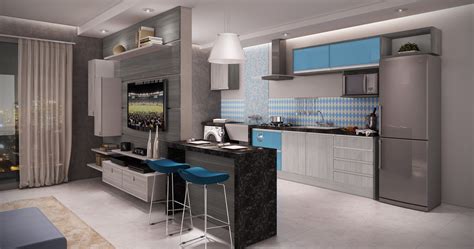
[129,102,163,114]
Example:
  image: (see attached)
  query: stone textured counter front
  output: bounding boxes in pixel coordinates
[167,141,277,249]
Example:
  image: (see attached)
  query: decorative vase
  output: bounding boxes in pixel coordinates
[153,126,160,159]
[147,130,153,158]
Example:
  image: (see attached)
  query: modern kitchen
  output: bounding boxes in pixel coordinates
[0,1,473,249]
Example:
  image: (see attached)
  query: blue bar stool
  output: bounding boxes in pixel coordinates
[178,166,233,248]
[146,159,193,236]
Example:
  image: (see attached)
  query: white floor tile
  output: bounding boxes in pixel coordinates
[1,177,473,249]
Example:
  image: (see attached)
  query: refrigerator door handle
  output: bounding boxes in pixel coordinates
[378,139,382,170]
[378,104,382,135]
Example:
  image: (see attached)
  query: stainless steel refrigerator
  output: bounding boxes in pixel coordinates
[378,54,441,211]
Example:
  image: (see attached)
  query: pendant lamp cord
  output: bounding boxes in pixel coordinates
[224,0,229,33]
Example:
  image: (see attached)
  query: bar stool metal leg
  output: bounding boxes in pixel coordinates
[148,172,157,225]
[204,185,208,241]
[219,183,233,248]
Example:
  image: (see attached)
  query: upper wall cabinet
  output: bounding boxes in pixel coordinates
[293,45,329,74]
[88,59,115,116]
[329,37,380,68]
[292,37,381,75]
[211,63,239,90]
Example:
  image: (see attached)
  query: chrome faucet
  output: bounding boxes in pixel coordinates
[315,110,325,125]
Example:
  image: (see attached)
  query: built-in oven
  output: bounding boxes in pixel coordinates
[342,69,378,97]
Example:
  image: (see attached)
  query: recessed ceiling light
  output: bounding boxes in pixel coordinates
[143,8,155,13]
[100,29,109,34]
[283,33,289,37]
[397,8,407,13]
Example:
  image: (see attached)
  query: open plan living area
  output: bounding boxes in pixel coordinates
[0,0,473,248]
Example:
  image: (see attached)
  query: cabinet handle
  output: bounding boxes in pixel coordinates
[132,176,135,181]
[257,133,264,142]
[111,168,113,173]
[378,104,382,135]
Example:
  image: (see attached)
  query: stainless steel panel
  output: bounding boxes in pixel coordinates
[379,55,429,140]
[379,138,428,207]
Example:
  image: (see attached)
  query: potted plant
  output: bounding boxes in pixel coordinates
[398,42,420,54]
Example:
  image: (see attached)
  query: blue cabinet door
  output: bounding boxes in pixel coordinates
[252,129,282,150]
[329,37,380,68]
[293,45,330,73]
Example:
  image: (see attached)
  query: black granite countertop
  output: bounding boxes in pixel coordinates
[248,125,378,137]
[167,140,275,159]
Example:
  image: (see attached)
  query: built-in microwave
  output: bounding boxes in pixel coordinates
[342,69,378,97]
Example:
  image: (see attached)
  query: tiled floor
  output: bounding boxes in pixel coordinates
[0,177,473,249]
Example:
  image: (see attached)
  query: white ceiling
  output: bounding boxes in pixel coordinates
[0,0,122,26]
[0,0,472,47]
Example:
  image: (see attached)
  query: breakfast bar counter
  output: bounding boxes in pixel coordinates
[167,141,277,249]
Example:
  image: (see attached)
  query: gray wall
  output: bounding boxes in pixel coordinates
[102,7,215,150]
[102,7,184,155]
[0,16,103,181]
[270,5,474,208]
[192,46,220,138]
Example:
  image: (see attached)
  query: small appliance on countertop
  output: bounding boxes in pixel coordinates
[366,107,378,130]
[120,142,132,151]
[204,125,226,142]
[132,147,147,156]
[356,129,378,137]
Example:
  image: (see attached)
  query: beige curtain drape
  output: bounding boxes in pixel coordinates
[18,39,73,188]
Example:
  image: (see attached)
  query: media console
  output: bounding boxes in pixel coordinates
[88,149,166,202]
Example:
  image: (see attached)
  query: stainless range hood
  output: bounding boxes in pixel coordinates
[262,39,294,81]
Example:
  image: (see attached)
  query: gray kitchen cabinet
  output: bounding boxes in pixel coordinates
[210,63,239,90]
[282,131,306,175]
[305,133,334,181]
[94,77,122,137]
[332,135,377,198]
[278,131,377,199]
[88,59,115,116]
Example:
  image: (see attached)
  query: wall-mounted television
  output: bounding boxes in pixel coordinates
[127,79,167,132]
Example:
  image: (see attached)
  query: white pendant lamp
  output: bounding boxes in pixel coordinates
[208,33,245,64]
[208,2,245,64]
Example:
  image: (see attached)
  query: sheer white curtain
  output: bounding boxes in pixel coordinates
[18,39,73,188]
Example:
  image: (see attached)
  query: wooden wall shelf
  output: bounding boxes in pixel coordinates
[104,44,170,61]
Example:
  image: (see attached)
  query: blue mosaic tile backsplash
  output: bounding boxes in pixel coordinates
[269,97,379,128]
[243,44,270,123]
[221,99,245,122]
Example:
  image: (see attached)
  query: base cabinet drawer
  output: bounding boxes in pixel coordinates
[102,161,123,187]
[102,160,166,202]
[333,171,373,189]
[334,135,374,150]
[123,171,148,201]
[334,147,374,163]
[334,159,373,176]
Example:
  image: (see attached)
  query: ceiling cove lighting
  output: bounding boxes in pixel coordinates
[143,8,155,13]
[208,2,245,64]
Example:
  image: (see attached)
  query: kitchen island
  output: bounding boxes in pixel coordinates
[167,141,276,249]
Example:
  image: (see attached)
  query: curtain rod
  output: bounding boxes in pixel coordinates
[0,34,76,45]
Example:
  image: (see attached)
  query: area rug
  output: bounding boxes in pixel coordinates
[0,196,114,249]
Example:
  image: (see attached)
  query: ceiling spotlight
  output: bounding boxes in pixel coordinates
[143,8,155,13]
[100,29,109,34]
[283,33,289,37]
[397,8,407,13]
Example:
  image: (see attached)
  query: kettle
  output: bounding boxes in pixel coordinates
[366,108,377,130]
